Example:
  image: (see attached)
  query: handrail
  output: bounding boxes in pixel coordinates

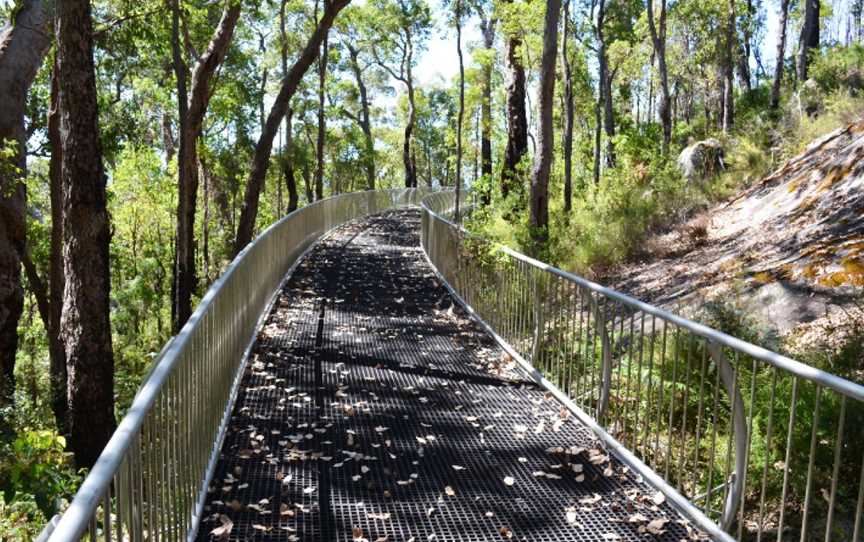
[42,188,435,542]
[420,190,864,541]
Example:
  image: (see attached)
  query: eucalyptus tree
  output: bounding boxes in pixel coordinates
[771,0,791,108]
[798,0,820,81]
[646,0,670,151]
[474,0,496,204]
[500,0,528,201]
[235,0,352,255]
[529,0,561,248]
[562,0,574,212]
[365,0,432,188]
[335,7,382,190]
[0,0,52,417]
[170,0,242,331]
[56,0,115,468]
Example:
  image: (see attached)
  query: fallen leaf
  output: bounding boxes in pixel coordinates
[645,518,669,535]
[210,515,233,540]
[503,476,515,486]
[444,485,456,496]
[652,491,666,505]
[499,526,513,539]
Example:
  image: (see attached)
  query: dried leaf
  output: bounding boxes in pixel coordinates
[503,476,515,486]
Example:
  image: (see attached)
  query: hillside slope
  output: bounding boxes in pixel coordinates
[610,121,864,334]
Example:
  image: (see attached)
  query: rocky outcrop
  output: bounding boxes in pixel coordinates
[612,121,864,335]
[677,138,725,181]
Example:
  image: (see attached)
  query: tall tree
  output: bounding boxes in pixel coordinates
[315,19,329,200]
[171,0,242,332]
[48,58,67,433]
[646,0,670,152]
[476,1,496,205]
[529,0,562,248]
[0,0,52,414]
[234,0,351,255]
[722,0,735,132]
[501,0,528,201]
[279,0,300,210]
[771,0,791,108]
[342,42,376,189]
[369,0,430,189]
[596,0,615,168]
[455,0,465,220]
[56,0,116,468]
[797,0,820,81]
[561,0,574,212]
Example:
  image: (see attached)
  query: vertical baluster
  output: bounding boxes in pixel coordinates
[776,377,800,542]
[799,385,823,541]
[824,396,846,542]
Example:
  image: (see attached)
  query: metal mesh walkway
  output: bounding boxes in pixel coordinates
[197,209,710,542]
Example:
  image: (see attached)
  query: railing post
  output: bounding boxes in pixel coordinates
[707,341,747,533]
[530,272,544,365]
[595,298,613,425]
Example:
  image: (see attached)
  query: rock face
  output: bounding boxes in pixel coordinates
[612,121,864,335]
[677,138,725,181]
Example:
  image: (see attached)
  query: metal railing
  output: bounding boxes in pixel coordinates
[420,190,864,542]
[39,188,434,542]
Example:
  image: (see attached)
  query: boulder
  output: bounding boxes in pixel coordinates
[677,138,725,181]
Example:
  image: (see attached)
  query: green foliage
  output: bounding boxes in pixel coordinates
[0,429,80,526]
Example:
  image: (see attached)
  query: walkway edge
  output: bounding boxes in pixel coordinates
[418,241,736,542]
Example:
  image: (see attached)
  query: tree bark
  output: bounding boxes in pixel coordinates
[234,0,350,256]
[284,109,299,212]
[48,57,67,434]
[0,0,52,413]
[597,0,615,167]
[315,34,328,200]
[455,0,464,220]
[562,0,574,212]
[797,0,820,81]
[345,45,376,190]
[771,0,791,108]
[56,0,116,468]
[646,0,671,153]
[722,0,735,132]
[478,10,496,205]
[738,0,753,93]
[172,0,241,332]
[529,0,561,249]
[501,0,528,202]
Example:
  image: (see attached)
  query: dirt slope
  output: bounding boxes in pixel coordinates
[610,121,864,334]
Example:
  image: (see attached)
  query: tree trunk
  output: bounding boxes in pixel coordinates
[501,0,528,202]
[530,0,561,249]
[738,0,753,93]
[771,0,791,108]
[722,0,735,132]
[56,0,116,468]
[479,13,496,205]
[455,0,464,221]
[797,0,820,81]
[172,0,241,332]
[403,77,417,188]
[48,57,67,434]
[597,0,615,167]
[234,0,350,256]
[283,109,299,212]
[562,0,574,212]
[646,0,671,153]
[346,45,376,190]
[0,0,51,414]
[315,34,328,200]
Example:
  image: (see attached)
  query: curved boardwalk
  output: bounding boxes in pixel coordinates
[198,209,710,542]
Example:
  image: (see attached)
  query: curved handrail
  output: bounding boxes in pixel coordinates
[419,190,864,541]
[43,188,435,542]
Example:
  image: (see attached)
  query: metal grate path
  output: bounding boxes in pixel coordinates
[197,209,711,542]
